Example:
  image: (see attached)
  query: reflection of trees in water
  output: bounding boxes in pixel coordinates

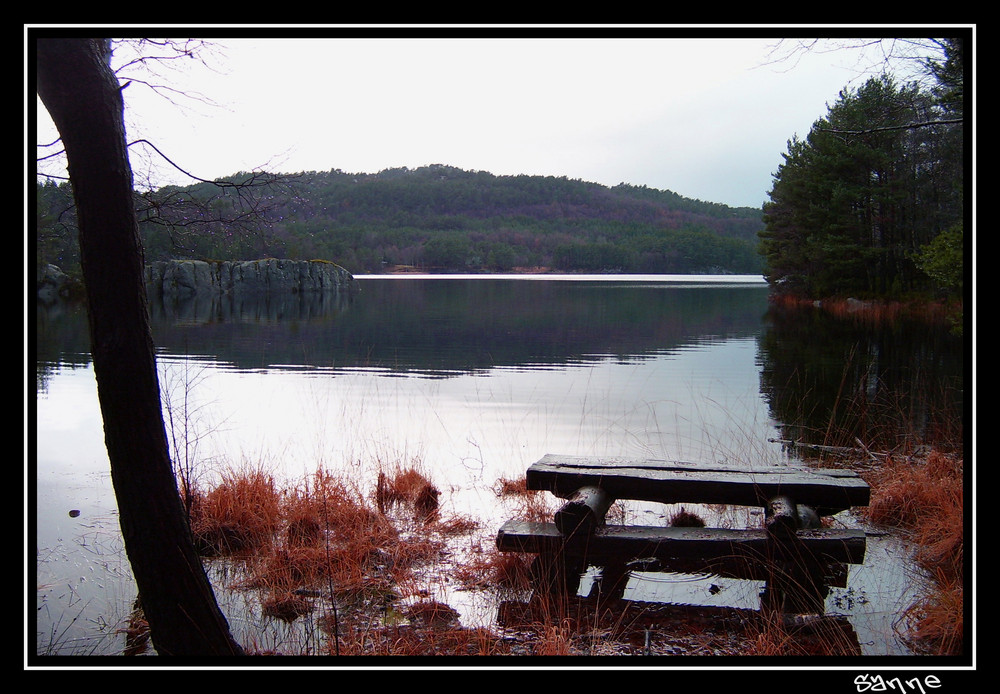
[758,305,963,452]
[35,301,94,395]
[144,280,771,376]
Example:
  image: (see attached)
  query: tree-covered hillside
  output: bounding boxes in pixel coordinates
[36,165,765,278]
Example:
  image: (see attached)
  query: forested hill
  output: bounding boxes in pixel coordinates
[37,164,766,277]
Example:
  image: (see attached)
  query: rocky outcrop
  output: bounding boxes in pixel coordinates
[36,264,73,304]
[145,259,360,299]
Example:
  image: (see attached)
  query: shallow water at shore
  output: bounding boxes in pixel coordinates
[34,275,958,657]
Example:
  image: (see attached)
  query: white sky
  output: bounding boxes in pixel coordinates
[33,31,957,209]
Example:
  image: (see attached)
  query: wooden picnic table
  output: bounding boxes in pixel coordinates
[497,454,871,614]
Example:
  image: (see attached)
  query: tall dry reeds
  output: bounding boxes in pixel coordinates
[493,475,556,523]
[375,463,441,522]
[186,465,282,556]
[863,450,964,654]
[865,451,963,580]
[745,613,862,656]
[184,462,495,654]
[181,452,967,657]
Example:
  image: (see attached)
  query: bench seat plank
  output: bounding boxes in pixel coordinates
[496,519,867,567]
[527,454,870,515]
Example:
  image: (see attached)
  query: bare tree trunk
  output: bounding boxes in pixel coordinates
[36,37,244,657]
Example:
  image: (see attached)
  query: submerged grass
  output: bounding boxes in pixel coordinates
[185,466,281,556]
[75,437,963,658]
[170,461,857,657]
[179,462,504,655]
[158,438,965,658]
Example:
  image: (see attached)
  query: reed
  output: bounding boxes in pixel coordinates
[668,506,706,527]
[186,464,281,556]
[745,613,861,656]
[863,450,964,654]
[375,462,441,522]
[185,461,507,655]
[901,569,963,655]
[494,474,557,523]
[453,545,533,593]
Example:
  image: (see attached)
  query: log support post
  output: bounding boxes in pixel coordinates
[761,561,830,615]
[554,485,614,536]
[763,496,830,614]
[766,495,800,538]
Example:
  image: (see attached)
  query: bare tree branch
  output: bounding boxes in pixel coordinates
[111,38,224,110]
[37,38,296,261]
[758,37,953,88]
[820,117,964,136]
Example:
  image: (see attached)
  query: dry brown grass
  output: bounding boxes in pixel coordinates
[453,545,533,592]
[494,476,529,497]
[183,454,965,657]
[186,466,281,556]
[668,506,706,527]
[494,475,556,523]
[261,592,313,623]
[376,464,441,521]
[322,620,509,656]
[864,451,963,580]
[187,463,492,654]
[902,571,964,655]
[745,614,862,656]
[863,450,964,654]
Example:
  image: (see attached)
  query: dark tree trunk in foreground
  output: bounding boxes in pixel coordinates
[36,37,244,657]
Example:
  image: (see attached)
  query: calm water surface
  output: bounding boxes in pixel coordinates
[33,275,962,656]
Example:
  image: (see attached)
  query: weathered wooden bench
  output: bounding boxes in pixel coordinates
[496,454,871,614]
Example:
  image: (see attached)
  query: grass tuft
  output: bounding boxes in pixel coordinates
[745,614,861,656]
[376,464,441,521]
[902,570,964,655]
[668,506,706,527]
[186,466,281,556]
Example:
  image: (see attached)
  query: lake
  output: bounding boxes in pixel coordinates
[33,274,963,656]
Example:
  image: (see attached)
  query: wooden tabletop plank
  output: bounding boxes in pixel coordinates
[526,454,870,514]
[530,454,863,478]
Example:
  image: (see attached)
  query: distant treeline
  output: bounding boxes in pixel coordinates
[36,164,765,278]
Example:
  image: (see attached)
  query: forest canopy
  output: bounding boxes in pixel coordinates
[758,37,965,300]
[36,164,765,278]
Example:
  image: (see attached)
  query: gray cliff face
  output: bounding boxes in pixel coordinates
[144,259,360,298]
[36,263,71,304]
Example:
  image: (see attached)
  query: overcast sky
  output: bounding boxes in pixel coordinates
[34,32,950,210]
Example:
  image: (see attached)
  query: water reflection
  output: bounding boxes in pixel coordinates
[145,276,771,377]
[33,276,962,656]
[758,302,963,452]
[150,284,357,326]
